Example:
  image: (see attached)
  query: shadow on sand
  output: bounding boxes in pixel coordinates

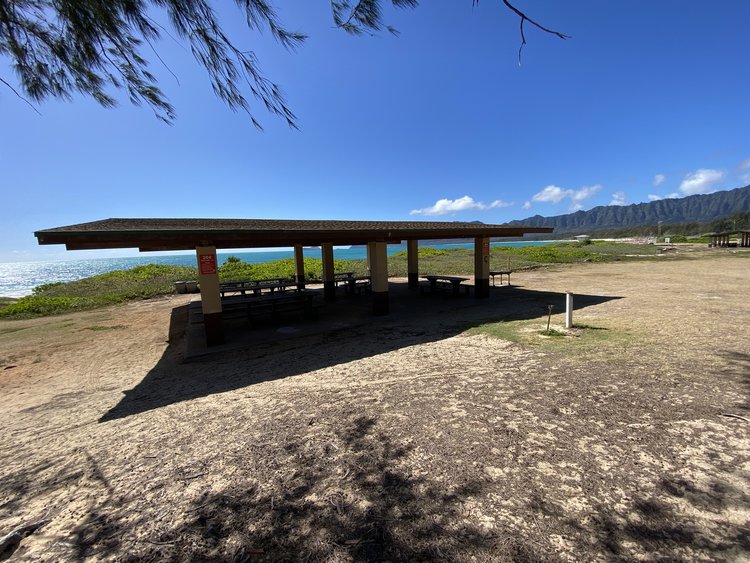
[99,283,621,422]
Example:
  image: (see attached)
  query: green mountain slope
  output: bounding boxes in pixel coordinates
[509,185,750,233]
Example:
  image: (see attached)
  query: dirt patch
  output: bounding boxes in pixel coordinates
[1,252,749,561]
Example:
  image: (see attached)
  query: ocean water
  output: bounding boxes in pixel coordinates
[0,241,554,298]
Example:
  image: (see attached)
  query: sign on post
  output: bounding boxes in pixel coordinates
[199,254,217,275]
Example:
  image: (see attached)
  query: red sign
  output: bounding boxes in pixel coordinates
[199,254,217,275]
[483,240,490,256]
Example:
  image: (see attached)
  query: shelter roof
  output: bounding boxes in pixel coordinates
[35,218,553,251]
[706,230,750,237]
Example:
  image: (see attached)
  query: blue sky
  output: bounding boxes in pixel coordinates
[2,1,749,261]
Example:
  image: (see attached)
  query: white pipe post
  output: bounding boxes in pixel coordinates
[565,292,573,329]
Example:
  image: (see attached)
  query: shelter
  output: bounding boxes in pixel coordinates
[706,230,750,248]
[35,218,552,345]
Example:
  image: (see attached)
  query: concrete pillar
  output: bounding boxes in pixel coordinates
[565,292,573,329]
[370,241,389,315]
[474,237,490,299]
[321,243,335,301]
[294,244,305,290]
[196,246,224,346]
[407,239,419,289]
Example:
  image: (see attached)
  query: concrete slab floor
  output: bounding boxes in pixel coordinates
[181,272,629,364]
[183,278,524,361]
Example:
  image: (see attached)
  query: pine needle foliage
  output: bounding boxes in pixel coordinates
[0,1,568,125]
[0,0,418,126]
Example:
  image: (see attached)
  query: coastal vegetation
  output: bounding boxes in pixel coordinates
[0,242,678,320]
[388,241,661,276]
[218,257,367,282]
[0,265,196,319]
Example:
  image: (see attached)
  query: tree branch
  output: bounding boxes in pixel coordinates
[500,0,570,65]
[0,76,42,115]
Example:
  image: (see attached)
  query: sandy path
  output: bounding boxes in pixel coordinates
[0,252,748,562]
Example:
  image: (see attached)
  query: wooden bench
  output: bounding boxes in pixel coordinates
[221,291,319,325]
[489,270,512,286]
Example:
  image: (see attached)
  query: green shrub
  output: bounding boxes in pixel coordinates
[505,243,602,264]
[0,296,100,318]
[0,297,18,310]
[33,264,198,300]
[218,257,367,281]
[391,247,449,258]
[32,282,65,294]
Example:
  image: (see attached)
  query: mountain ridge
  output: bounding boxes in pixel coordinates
[509,185,750,233]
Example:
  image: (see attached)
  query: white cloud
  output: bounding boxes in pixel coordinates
[571,184,602,204]
[679,168,724,196]
[488,199,514,208]
[739,157,750,170]
[653,174,666,187]
[531,183,602,211]
[409,195,513,216]
[609,191,627,206]
[650,192,681,200]
[522,201,532,210]
[531,185,569,204]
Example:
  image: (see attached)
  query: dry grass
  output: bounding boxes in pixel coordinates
[1,250,748,561]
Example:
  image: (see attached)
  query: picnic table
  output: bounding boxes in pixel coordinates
[219,278,295,297]
[341,275,372,295]
[333,271,355,286]
[221,289,319,324]
[421,275,470,297]
[333,272,369,293]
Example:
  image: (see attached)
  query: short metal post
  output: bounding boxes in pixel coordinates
[565,292,573,329]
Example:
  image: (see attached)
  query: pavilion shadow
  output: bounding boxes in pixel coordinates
[99,286,622,422]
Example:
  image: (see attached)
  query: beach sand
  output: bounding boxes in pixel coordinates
[1,250,749,561]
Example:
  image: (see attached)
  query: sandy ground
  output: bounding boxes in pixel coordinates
[1,250,749,562]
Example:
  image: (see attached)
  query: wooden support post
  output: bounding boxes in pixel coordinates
[407,239,419,289]
[322,243,335,301]
[474,237,490,299]
[370,241,389,315]
[196,246,223,346]
[294,244,305,290]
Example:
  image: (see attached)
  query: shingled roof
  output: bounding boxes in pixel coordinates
[35,218,553,251]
